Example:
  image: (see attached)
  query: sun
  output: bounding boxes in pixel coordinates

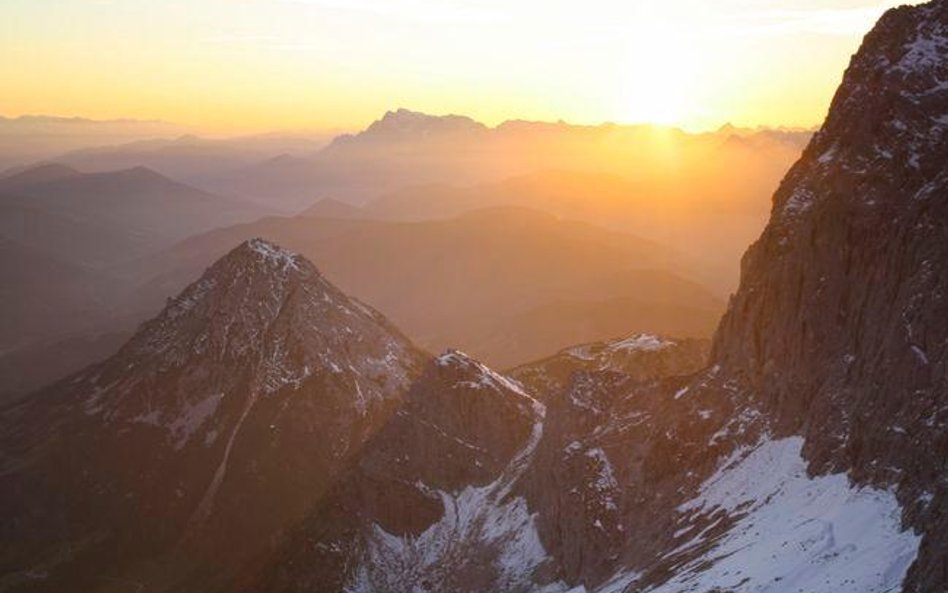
[616,20,703,126]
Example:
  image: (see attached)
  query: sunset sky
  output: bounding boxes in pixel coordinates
[1,0,923,134]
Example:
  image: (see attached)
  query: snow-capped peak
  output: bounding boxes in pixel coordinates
[436,349,535,403]
[243,237,301,272]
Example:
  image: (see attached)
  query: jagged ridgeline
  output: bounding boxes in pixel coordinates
[0,1,946,593]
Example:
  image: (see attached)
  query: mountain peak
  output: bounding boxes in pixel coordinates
[778,0,947,224]
[94,238,420,413]
[381,107,432,121]
[435,349,537,405]
[335,108,488,145]
[0,239,428,581]
[154,238,310,327]
[378,107,475,124]
[113,164,173,182]
[0,161,81,189]
[232,237,303,273]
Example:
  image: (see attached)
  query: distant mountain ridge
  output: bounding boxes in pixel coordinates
[0,163,270,267]
[0,115,187,171]
[0,162,81,187]
[54,133,334,183]
[199,108,810,211]
[327,108,488,148]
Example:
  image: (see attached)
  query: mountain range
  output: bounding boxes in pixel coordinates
[0,116,186,172]
[0,164,269,268]
[1,2,946,592]
[53,133,334,183]
[198,111,809,214]
[114,206,723,368]
[0,201,722,402]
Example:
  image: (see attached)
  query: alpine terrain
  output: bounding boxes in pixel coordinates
[0,1,946,593]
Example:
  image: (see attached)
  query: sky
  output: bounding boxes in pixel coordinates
[0,0,924,134]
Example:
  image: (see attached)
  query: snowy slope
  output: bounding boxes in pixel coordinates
[345,394,567,593]
[637,437,920,593]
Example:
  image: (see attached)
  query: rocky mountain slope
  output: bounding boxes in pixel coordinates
[0,240,427,591]
[254,350,548,593]
[1,2,945,592]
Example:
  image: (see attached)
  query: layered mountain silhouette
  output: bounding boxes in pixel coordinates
[1,1,946,592]
[0,197,723,403]
[358,167,784,293]
[0,162,81,189]
[0,115,185,171]
[0,164,269,268]
[0,164,276,399]
[114,207,722,369]
[248,3,948,591]
[54,133,332,184]
[199,110,807,213]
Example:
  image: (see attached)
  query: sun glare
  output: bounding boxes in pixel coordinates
[617,22,700,125]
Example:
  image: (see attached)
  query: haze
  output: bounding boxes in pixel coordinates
[2,2,947,591]
[0,0,924,133]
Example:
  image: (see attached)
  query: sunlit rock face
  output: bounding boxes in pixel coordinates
[710,2,948,590]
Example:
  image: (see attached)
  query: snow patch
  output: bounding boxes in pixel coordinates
[782,186,815,217]
[608,334,673,353]
[168,393,223,449]
[911,344,930,365]
[438,350,534,402]
[245,238,300,272]
[585,448,618,495]
[652,437,921,593]
[897,28,948,74]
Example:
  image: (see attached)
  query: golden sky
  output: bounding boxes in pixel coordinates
[0,0,923,134]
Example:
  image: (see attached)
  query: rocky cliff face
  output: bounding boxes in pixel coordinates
[250,334,746,593]
[711,2,948,590]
